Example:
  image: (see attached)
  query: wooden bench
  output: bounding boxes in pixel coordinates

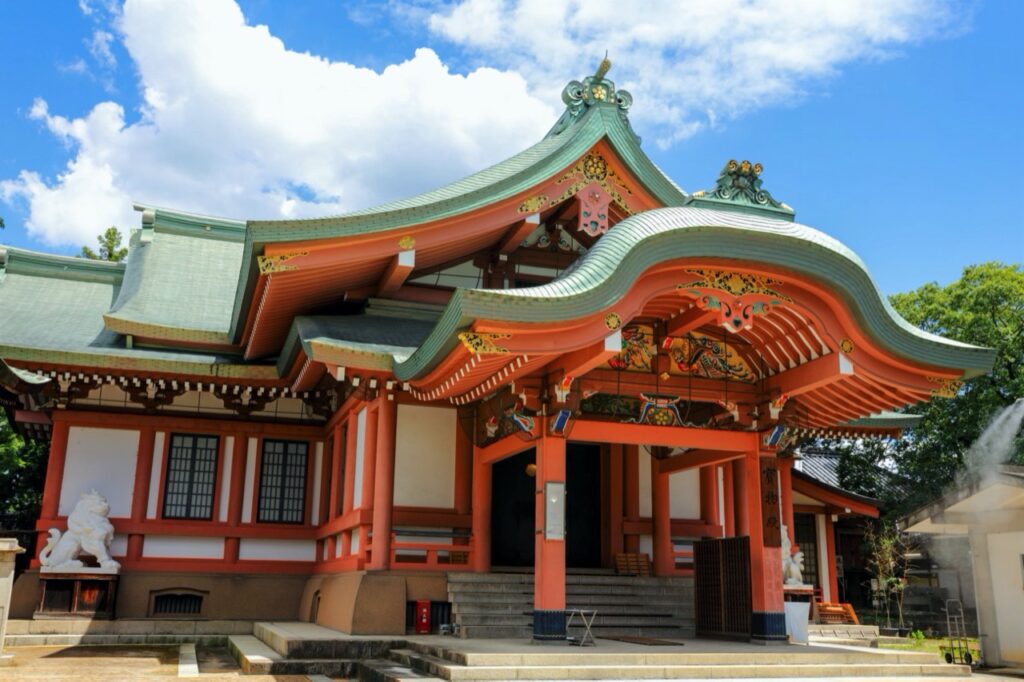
[614,552,652,577]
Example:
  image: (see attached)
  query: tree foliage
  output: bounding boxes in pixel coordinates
[0,410,47,521]
[81,226,128,262]
[836,262,1024,517]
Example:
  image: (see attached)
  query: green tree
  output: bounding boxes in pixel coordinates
[0,216,5,229]
[836,262,1024,517]
[81,226,128,262]
[0,410,47,521]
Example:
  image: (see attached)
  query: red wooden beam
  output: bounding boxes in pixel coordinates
[476,431,537,465]
[764,351,852,398]
[666,307,717,338]
[547,331,621,382]
[570,420,756,452]
[497,214,540,254]
[658,449,744,475]
[376,249,416,297]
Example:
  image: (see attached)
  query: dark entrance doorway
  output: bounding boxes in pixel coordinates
[490,444,603,568]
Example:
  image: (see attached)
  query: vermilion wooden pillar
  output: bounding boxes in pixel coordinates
[623,444,640,553]
[722,462,735,536]
[369,397,397,570]
[328,423,344,521]
[470,445,492,572]
[533,428,567,640]
[651,458,673,576]
[824,513,840,602]
[37,417,70,561]
[733,458,749,536]
[608,444,624,559]
[454,422,472,515]
[699,465,719,528]
[778,457,796,547]
[340,417,358,557]
[747,449,786,643]
[127,427,156,561]
[360,406,379,561]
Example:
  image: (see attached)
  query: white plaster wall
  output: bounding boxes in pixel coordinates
[218,436,234,523]
[352,409,367,508]
[639,534,653,559]
[239,538,317,562]
[146,431,166,519]
[986,531,1024,663]
[60,427,140,518]
[142,535,224,559]
[109,533,129,558]
[639,449,652,517]
[394,405,456,508]
[350,531,361,555]
[816,514,832,602]
[669,468,701,519]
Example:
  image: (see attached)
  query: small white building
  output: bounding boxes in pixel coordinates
[903,466,1024,667]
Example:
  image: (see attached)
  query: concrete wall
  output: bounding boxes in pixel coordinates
[394,405,456,508]
[986,530,1024,664]
[11,569,308,620]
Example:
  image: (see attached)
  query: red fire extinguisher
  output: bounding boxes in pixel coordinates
[415,600,431,634]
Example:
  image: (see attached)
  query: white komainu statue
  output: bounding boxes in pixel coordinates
[39,491,120,572]
[780,523,805,586]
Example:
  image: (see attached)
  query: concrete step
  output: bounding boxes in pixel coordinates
[449,582,693,596]
[228,634,357,676]
[808,624,880,639]
[417,662,969,680]
[447,572,693,587]
[455,613,692,629]
[3,632,230,647]
[253,621,405,659]
[4,618,254,635]
[452,602,692,616]
[361,656,446,682]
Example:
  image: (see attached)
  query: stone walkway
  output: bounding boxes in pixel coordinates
[0,644,313,681]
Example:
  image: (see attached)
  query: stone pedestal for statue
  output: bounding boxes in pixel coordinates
[36,572,118,619]
[0,538,26,665]
[34,491,120,620]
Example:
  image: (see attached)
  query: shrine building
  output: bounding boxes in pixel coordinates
[0,62,995,642]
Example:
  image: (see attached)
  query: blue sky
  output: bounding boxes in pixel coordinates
[0,0,1020,295]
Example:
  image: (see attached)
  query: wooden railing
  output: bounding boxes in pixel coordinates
[390,529,473,571]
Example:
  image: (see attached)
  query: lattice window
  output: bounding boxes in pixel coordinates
[257,439,308,524]
[162,433,219,520]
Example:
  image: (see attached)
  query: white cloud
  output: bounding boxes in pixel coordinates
[2,0,553,247]
[427,0,966,147]
[89,30,117,69]
[2,0,966,247]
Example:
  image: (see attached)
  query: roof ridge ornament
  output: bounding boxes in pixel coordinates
[687,160,796,221]
[546,55,637,140]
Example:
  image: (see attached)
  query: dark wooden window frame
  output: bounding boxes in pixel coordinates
[257,439,309,524]
[162,433,220,520]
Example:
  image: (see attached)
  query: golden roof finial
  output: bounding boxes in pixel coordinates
[594,51,611,81]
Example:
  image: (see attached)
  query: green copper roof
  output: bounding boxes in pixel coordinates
[846,412,923,429]
[104,210,245,344]
[0,246,273,379]
[393,206,996,381]
[227,104,690,343]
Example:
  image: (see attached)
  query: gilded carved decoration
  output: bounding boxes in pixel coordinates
[398,235,416,250]
[606,324,757,383]
[604,312,622,330]
[693,160,791,213]
[458,331,512,355]
[257,251,309,275]
[928,376,964,399]
[517,151,636,235]
[678,269,790,332]
[546,57,635,138]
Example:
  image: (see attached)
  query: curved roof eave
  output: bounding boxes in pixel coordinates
[393,206,996,382]
[226,106,689,343]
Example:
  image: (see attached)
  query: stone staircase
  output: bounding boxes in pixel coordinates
[227,621,973,680]
[447,570,695,639]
